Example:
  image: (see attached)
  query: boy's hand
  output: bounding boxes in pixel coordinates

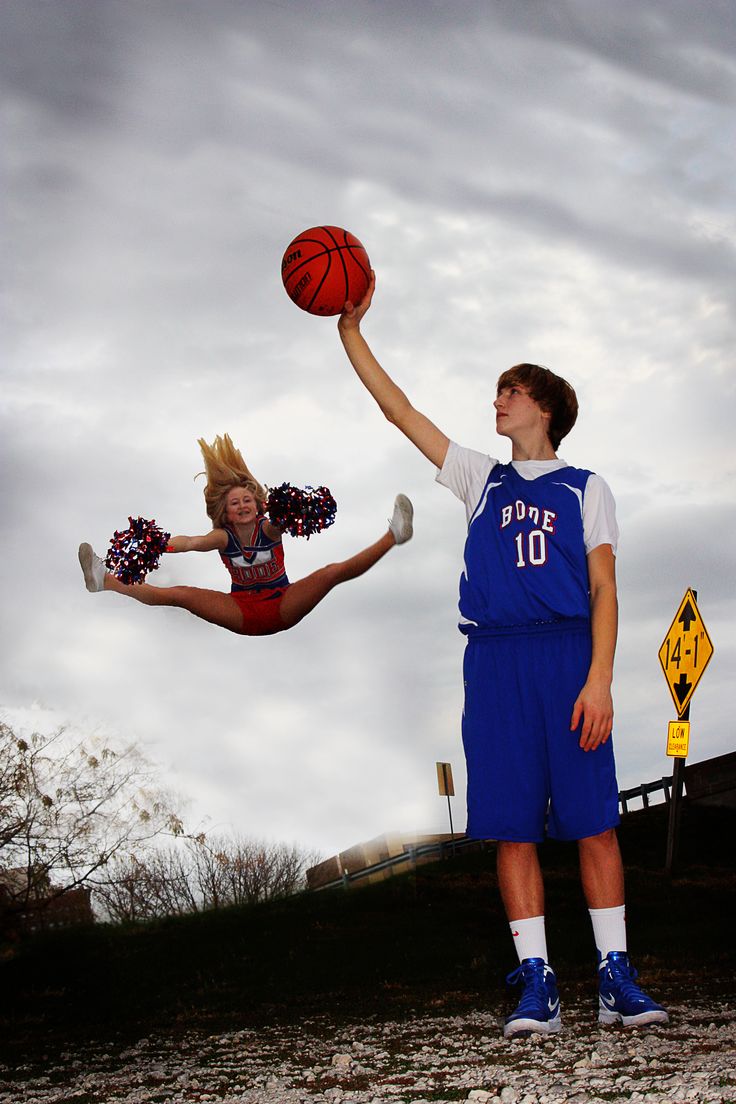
[338,270,376,332]
[570,675,614,752]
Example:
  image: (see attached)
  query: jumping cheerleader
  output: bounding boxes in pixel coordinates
[78,434,413,636]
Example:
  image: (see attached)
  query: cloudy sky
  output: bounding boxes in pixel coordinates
[3,0,735,860]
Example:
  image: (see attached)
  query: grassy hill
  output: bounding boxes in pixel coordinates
[1,801,734,1058]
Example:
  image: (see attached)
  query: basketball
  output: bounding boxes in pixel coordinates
[281,226,371,316]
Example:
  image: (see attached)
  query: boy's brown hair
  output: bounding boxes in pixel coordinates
[497,363,578,451]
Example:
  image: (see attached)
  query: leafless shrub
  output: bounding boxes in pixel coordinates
[0,721,184,924]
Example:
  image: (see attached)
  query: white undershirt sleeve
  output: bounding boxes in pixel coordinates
[583,474,619,555]
[436,441,498,523]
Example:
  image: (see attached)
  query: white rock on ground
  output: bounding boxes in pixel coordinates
[2,993,735,1103]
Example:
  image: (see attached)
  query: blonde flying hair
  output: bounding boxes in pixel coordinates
[197,434,268,528]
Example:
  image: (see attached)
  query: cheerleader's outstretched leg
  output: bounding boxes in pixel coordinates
[78,543,244,633]
[278,494,413,629]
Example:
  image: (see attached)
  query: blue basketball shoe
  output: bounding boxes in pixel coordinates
[598,952,669,1026]
[504,957,561,1038]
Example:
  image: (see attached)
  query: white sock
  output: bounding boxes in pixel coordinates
[589,904,627,959]
[509,915,548,963]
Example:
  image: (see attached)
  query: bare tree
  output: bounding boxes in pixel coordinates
[93,833,322,920]
[93,847,199,922]
[189,834,320,908]
[0,721,185,922]
[1,721,323,933]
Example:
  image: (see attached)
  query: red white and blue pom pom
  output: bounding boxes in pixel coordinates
[105,517,171,585]
[266,484,337,538]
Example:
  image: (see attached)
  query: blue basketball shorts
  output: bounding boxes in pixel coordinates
[461,620,620,842]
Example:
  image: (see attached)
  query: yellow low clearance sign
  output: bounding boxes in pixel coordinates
[666,720,690,758]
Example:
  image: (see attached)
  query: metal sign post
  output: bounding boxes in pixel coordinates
[664,704,689,876]
[658,588,713,875]
[436,761,456,854]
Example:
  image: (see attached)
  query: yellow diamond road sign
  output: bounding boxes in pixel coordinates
[658,589,714,717]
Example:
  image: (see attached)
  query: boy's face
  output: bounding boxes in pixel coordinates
[494,384,551,442]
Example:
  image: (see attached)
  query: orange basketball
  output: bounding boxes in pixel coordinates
[281,226,371,316]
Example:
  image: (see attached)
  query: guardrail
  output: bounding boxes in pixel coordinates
[618,774,675,814]
[312,774,677,892]
[314,836,482,892]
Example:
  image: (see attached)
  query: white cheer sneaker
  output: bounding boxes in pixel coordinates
[388,494,414,545]
[78,543,107,593]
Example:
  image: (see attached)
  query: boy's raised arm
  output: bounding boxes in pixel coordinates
[338,274,450,469]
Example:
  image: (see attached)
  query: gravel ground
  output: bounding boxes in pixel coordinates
[3,992,735,1104]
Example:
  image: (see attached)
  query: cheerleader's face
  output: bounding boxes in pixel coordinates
[224,487,260,526]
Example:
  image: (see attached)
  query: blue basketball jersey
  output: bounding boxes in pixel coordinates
[460,462,594,631]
